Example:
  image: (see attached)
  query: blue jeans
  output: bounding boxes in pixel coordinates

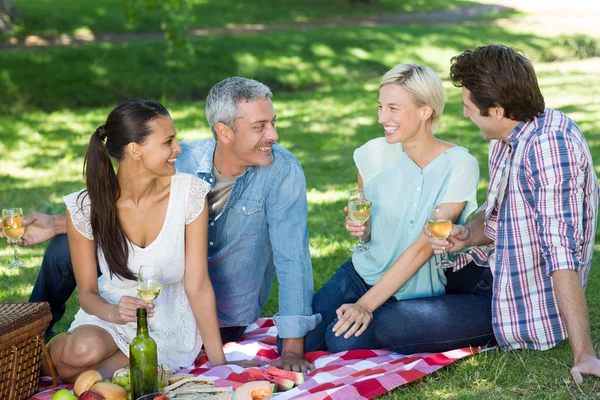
[29,234,248,342]
[301,259,397,353]
[29,234,77,335]
[301,259,495,354]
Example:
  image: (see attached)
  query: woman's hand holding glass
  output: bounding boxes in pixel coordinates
[332,302,374,339]
[347,189,372,252]
[110,295,155,324]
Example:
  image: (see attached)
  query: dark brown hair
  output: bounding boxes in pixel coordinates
[83,99,170,281]
[450,44,545,122]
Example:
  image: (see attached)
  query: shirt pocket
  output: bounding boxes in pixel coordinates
[227,197,265,239]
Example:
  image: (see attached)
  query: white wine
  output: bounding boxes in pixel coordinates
[137,285,162,301]
[428,219,452,240]
[2,214,24,241]
[349,200,371,223]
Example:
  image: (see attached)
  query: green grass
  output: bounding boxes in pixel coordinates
[8,0,481,38]
[1,9,600,399]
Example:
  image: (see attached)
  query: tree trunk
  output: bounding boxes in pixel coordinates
[0,0,21,32]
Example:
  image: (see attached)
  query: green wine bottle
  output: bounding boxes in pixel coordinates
[130,307,159,400]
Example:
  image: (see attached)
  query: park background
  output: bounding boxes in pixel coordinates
[1,0,599,398]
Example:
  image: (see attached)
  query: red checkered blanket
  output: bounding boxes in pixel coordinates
[32,318,479,399]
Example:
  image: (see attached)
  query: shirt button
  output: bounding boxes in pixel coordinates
[414,203,417,207]
[242,207,246,211]
[209,241,214,246]
[209,178,213,182]
[410,220,414,224]
[210,222,214,226]
[416,187,421,192]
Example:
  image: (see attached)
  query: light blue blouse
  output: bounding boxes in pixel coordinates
[352,137,479,300]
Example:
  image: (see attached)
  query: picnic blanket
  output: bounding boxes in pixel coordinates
[31,318,479,399]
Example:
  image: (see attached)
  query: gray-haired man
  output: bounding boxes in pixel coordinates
[17,77,320,372]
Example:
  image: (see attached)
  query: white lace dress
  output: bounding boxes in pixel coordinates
[64,173,210,369]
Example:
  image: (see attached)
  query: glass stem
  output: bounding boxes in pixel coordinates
[358,224,364,246]
[441,248,448,263]
[12,242,19,261]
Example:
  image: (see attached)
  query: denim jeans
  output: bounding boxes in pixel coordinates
[29,234,77,335]
[30,234,248,343]
[299,259,495,354]
[299,259,397,353]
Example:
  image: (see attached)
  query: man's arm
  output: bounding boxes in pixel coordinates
[551,270,600,383]
[266,154,319,373]
[528,129,599,382]
[0,212,66,246]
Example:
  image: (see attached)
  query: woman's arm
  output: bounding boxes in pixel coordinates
[184,204,226,366]
[333,201,466,339]
[67,211,150,324]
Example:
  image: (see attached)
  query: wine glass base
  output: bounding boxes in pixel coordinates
[435,260,456,269]
[351,243,370,252]
[7,259,26,268]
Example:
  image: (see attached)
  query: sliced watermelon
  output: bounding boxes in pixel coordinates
[246,368,294,391]
[266,366,305,385]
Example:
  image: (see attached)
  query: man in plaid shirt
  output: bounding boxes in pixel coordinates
[429,44,600,383]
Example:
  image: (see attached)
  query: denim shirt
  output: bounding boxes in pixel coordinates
[176,139,320,338]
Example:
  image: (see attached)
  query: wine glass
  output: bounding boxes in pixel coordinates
[2,208,26,268]
[137,265,163,303]
[427,204,456,269]
[348,188,372,252]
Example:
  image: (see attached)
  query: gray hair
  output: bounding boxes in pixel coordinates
[205,77,273,138]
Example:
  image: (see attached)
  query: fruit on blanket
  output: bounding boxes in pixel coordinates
[78,391,103,400]
[234,381,272,400]
[246,368,294,391]
[51,389,77,400]
[266,366,305,385]
[90,382,128,400]
[74,370,103,396]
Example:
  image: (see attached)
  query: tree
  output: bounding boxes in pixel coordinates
[0,0,21,33]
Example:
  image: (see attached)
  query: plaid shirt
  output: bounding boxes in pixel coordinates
[456,108,599,351]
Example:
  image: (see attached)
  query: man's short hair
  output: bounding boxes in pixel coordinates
[450,44,545,122]
[380,64,445,133]
[205,77,273,138]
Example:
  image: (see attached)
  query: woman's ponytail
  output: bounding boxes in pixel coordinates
[83,124,134,281]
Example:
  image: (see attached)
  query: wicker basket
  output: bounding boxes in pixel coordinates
[0,302,58,400]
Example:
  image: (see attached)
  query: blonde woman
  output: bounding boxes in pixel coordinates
[304,64,490,353]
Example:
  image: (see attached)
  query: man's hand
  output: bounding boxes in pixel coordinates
[571,354,600,384]
[270,352,314,374]
[0,212,57,246]
[332,303,373,339]
[424,223,471,254]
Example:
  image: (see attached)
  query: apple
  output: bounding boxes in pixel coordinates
[79,390,103,400]
[51,389,77,400]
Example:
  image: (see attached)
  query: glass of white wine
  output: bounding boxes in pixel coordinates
[2,208,26,268]
[428,204,456,269]
[348,188,372,252]
[137,265,163,303]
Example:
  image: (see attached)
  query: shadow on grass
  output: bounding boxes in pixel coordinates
[1,24,599,113]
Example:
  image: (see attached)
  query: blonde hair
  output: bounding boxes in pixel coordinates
[380,64,445,133]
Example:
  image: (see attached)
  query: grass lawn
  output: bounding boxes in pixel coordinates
[1,6,600,399]
[7,0,484,38]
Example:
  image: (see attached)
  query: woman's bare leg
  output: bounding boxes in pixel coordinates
[44,325,125,382]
